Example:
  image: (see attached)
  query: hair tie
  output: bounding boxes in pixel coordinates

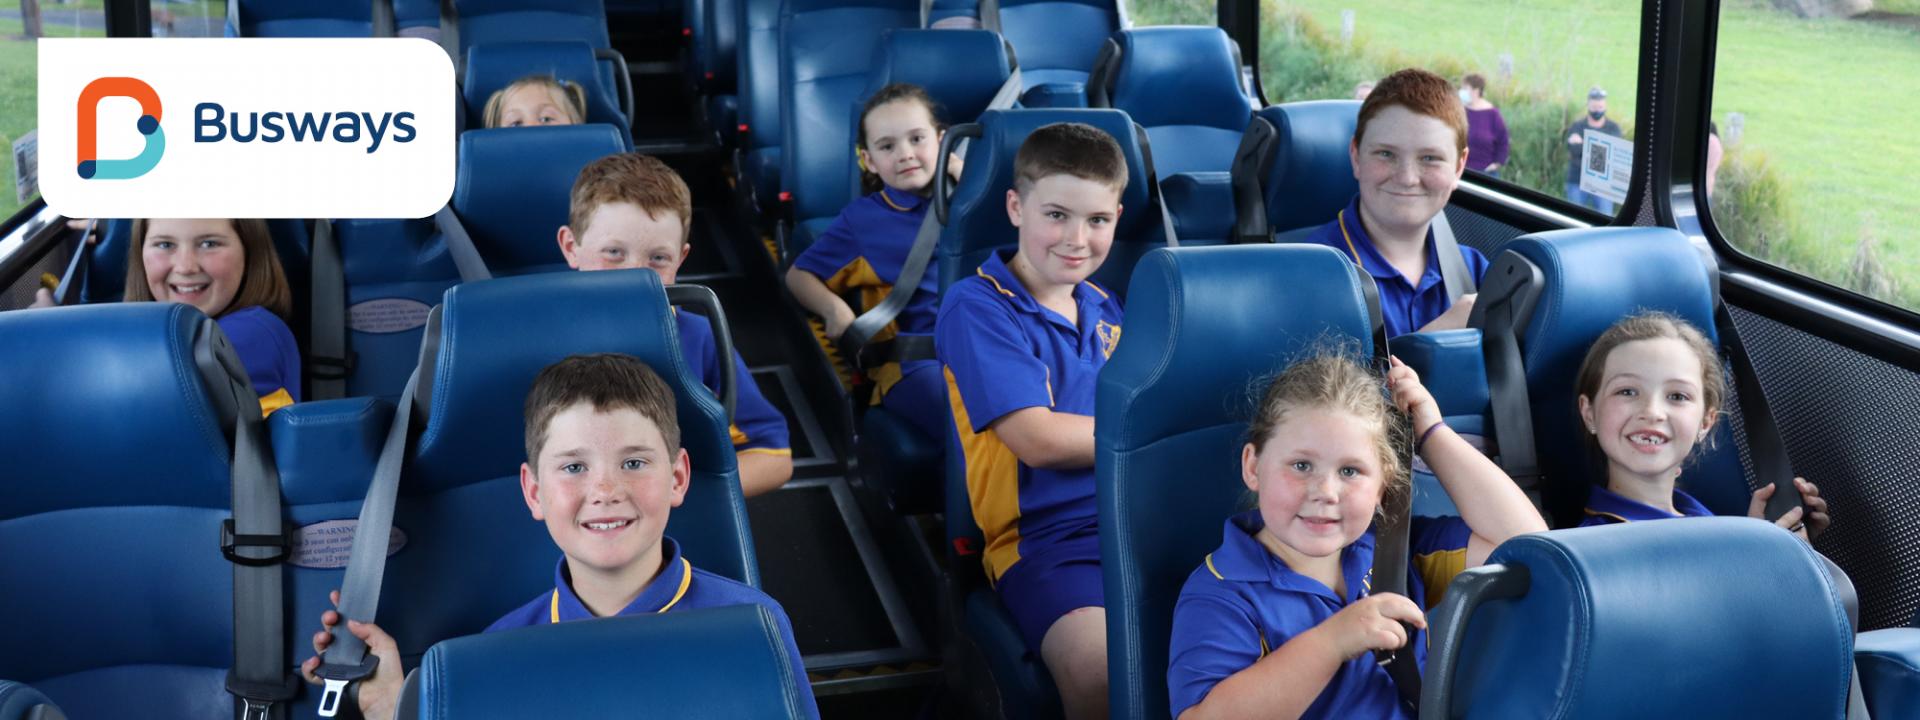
[1414,421,1447,456]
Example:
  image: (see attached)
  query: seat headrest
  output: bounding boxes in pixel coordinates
[781,0,912,14]
[236,0,371,36]
[936,108,1160,294]
[454,0,610,50]
[0,304,239,519]
[864,29,1012,124]
[1446,517,1851,718]
[462,41,631,130]
[1104,27,1254,131]
[409,605,809,717]
[452,125,625,275]
[1250,101,1360,234]
[411,269,733,491]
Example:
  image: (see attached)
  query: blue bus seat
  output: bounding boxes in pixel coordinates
[1428,518,1852,718]
[462,41,633,141]
[450,125,628,276]
[0,304,269,719]
[450,0,626,106]
[1232,100,1360,243]
[1856,628,1920,719]
[996,0,1119,107]
[398,606,809,717]
[1391,328,1491,518]
[337,217,460,400]
[230,0,380,37]
[692,0,741,143]
[736,0,786,207]
[1096,244,1377,720]
[777,0,917,256]
[275,269,759,685]
[0,681,61,720]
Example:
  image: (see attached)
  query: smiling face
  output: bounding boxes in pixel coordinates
[495,82,581,128]
[1005,173,1122,291]
[1579,337,1716,489]
[1242,407,1388,576]
[860,99,942,194]
[521,403,690,586]
[1349,104,1467,239]
[558,201,689,283]
[141,218,245,317]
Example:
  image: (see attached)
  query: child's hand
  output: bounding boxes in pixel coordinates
[1314,593,1426,661]
[29,288,57,309]
[823,304,857,341]
[300,589,404,720]
[1417,293,1477,333]
[1747,479,1830,542]
[1385,357,1442,438]
[946,151,965,182]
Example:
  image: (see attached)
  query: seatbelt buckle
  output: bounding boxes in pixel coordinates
[226,669,299,720]
[314,654,380,719]
[310,352,358,381]
[220,519,293,567]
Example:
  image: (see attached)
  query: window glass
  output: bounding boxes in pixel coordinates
[149,0,226,38]
[2,1,111,221]
[1258,1,1641,215]
[1709,2,1920,310]
[1127,0,1216,27]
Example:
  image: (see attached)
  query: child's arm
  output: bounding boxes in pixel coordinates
[1181,593,1426,720]
[989,407,1095,470]
[785,265,858,340]
[300,590,404,720]
[1388,357,1546,567]
[1747,478,1830,541]
[738,451,794,497]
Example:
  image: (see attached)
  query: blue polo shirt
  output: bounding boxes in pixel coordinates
[1167,510,1472,719]
[217,305,301,416]
[791,186,940,396]
[675,311,791,456]
[486,536,817,717]
[1577,485,1715,527]
[935,249,1125,583]
[1299,197,1490,338]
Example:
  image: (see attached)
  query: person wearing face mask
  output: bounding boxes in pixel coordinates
[1459,74,1508,178]
[1564,86,1623,214]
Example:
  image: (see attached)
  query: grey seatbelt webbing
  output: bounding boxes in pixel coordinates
[433,206,493,282]
[310,219,348,400]
[918,0,930,27]
[1356,269,1421,712]
[1431,210,1475,301]
[1715,301,1802,519]
[438,0,461,72]
[227,0,241,34]
[314,314,434,717]
[371,0,396,37]
[977,0,1001,32]
[1131,125,1180,247]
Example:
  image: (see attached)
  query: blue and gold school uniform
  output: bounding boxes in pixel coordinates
[486,536,818,717]
[1300,196,1490,338]
[675,311,791,457]
[790,186,943,437]
[935,249,1125,650]
[1577,484,1714,527]
[217,305,301,416]
[1166,510,1471,719]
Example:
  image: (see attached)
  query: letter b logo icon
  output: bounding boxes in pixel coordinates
[77,77,165,180]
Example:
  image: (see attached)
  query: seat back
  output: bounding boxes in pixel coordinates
[453,0,612,53]
[696,0,740,94]
[232,0,378,36]
[462,41,632,137]
[737,0,786,202]
[451,125,628,276]
[307,269,757,661]
[997,0,1119,95]
[1431,517,1851,718]
[0,304,254,719]
[1096,244,1377,720]
[1495,228,1746,526]
[0,681,61,720]
[935,108,1166,300]
[403,606,809,717]
[337,218,460,400]
[778,0,918,230]
[1094,27,1255,177]
[1233,100,1359,240]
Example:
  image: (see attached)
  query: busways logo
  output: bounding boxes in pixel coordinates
[77,77,165,180]
[41,39,453,218]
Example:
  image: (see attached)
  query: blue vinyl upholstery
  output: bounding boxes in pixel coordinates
[737,0,786,204]
[998,0,1119,101]
[337,217,460,400]
[695,0,740,98]
[1438,518,1852,718]
[451,125,627,276]
[1392,328,1490,517]
[1097,27,1255,178]
[462,41,632,138]
[0,681,60,720]
[1158,171,1233,245]
[1096,245,1376,720]
[778,0,916,252]
[1856,628,1920,720]
[406,606,809,717]
[0,304,252,720]
[1242,100,1360,238]
[233,0,379,36]
[453,0,612,55]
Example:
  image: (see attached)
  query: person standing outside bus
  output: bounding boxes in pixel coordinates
[1459,74,1508,178]
[1564,86,1622,214]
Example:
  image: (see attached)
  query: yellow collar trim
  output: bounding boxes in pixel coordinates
[976,268,1016,297]
[1336,209,1364,265]
[1204,553,1225,580]
[879,189,914,212]
[549,556,694,623]
[1583,508,1632,524]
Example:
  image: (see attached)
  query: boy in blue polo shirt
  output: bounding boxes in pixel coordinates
[1302,68,1489,337]
[559,152,792,497]
[936,122,1129,719]
[302,354,817,719]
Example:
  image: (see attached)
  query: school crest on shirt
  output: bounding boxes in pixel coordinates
[1096,321,1122,359]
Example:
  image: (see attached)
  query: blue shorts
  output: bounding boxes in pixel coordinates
[994,529,1104,652]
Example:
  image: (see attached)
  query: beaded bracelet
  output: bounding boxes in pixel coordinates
[1414,421,1447,456]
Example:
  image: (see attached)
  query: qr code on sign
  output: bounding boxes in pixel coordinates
[1587,138,1609,176]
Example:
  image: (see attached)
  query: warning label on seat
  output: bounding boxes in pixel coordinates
[291,520,408,569]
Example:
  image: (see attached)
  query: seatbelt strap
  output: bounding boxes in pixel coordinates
[840,198,941,371]
[433,205,492,282]
[53,220,95,307]
[1480,289,1543,512]
[977,0,1001,32]
[1714,301,1802,519]
[918,0,930,27]
[1132,125,1180,247]
[315,318,433,717]
[309,219,350,400]
[1357,268,1421,712]
[370,0,396,37]
[227,0,241,35]
[1430,210,1475,302]
[201,320,297,720]
[438,0,461,72]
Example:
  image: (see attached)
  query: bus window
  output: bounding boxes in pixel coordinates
[1255,0,1642,216]
[148,0,225,38]
[3,1,110,222]
[1708,3,1920,312]
[1129,0,1217,26]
